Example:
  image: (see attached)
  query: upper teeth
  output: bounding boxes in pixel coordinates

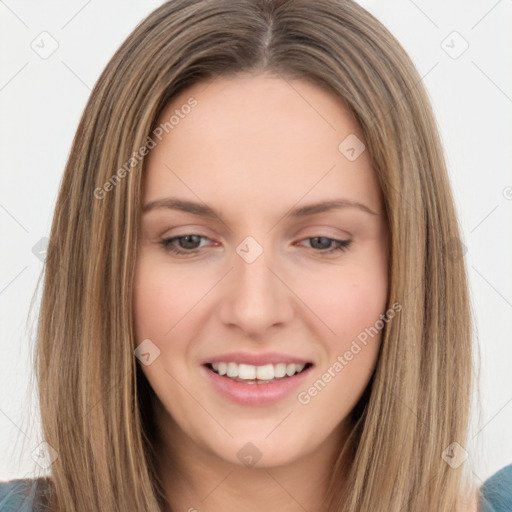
[211,362,306,380]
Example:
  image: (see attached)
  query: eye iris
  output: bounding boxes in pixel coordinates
[310,237,331,250]
[179,235,201,249]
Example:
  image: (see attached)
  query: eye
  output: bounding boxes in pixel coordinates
[159,234,352,257]
[159,234,213,255]
[299,236,352,253]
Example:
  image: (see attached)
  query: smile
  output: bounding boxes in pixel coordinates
[202,356,314,405]
[207,362,311,383]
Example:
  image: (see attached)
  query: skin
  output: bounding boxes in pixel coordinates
[133,73,389,512]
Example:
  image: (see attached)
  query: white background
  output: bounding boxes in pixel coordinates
[1,0,511,487]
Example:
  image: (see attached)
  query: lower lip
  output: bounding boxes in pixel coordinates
[202,365,313,406]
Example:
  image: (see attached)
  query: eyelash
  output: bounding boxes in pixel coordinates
[159,235,352,256]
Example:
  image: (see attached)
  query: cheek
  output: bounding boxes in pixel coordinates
[294,265,388,426]
[132,256,199,342]
[132,258,200,411]
[298,257,388,343]
[291,245,388,411]
[342,270,388,341]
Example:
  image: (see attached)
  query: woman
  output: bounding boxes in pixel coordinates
[1,0,510,510]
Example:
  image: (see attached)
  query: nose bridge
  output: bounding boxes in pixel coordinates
[220,234,293,334]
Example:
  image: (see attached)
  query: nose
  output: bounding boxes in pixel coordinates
[217,240,294,337]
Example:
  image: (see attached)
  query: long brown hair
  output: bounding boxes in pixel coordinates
[33,0,474,509]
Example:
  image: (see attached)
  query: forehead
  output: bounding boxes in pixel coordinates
[143,74,382,213]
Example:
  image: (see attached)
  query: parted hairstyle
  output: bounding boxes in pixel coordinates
[31,0,474,510]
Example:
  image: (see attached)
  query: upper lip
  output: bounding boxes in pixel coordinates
[202,352,313,366]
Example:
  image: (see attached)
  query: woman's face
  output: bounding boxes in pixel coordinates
[133,73,388,469]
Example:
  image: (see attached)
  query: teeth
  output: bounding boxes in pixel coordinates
[209,362,308,380]
[239,364,256,379]
[256,364,274,380]
[227,362,238,377]
[274,363,287,378]
[218,362,227,376]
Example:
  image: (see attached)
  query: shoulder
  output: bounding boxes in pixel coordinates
[479,464,512,512]
[0,477,51,512]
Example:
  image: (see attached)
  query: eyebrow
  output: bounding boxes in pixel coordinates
[142,197,377,218]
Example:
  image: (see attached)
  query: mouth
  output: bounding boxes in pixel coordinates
[205,361,313,384]
[202,356,314,406]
